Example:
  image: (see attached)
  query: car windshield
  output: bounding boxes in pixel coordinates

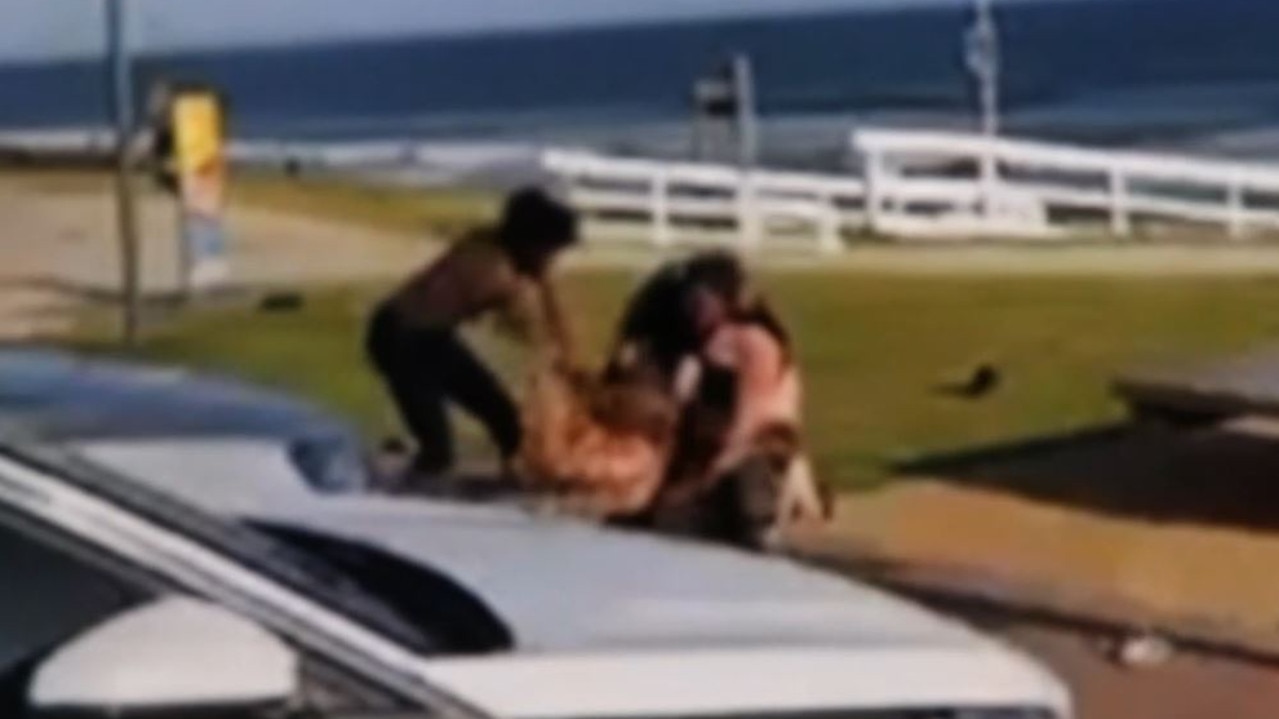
[251,521,513,654]
[289,432,373,494]
[3,440,439,655]
[238,519,439,653]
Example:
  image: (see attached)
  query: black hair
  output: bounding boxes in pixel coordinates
[497,187,580,275]
[683,251,747,307]
[683,251,791,352]
[609,261,703,383]
[608,251,792,387]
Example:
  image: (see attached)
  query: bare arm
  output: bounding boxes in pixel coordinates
[536,278,577,367]
[491,273,579,367]
[484,267,538,340]
[709,326,786,476]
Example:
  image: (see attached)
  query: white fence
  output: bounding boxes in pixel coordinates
[854,128,1279,240]
[0,129,113,157]
[542,130,1279,252]
[541,150,864,254]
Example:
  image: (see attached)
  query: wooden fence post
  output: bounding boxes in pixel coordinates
[651,170,672,248]
[1227,176,1245,240]
[738,171,761,249]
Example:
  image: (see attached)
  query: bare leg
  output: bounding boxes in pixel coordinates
[777,455,829,524]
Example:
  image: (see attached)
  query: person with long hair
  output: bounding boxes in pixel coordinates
[609,251,831,548]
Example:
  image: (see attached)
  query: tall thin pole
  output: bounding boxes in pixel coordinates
[966,0,1001,217]
[106,0,142,347]
[732,54,759,170]
[971,0,1000,139]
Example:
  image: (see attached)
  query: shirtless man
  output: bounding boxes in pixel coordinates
[366,188,578,481]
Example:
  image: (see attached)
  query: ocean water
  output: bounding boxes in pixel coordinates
[2,0,1279,171]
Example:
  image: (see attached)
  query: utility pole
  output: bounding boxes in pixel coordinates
[106,0,142,348]
[731,54,759,170]
[966,0,1001,218]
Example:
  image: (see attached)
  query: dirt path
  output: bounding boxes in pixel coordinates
[978,615,1279,719]
[818,480,1279,629]
[0,179,434,338]
[0,180,431,293]
[785,418,1279,717]
[809,421,1279,632]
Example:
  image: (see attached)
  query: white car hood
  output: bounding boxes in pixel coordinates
[223,493,990,653]
[82,443,1069,717]
[263,497,1068,717]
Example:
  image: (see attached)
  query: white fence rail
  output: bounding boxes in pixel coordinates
[854,128,1279,240]
[542,130,1279,252]
[0,129,114,157]
[540,150,864,254]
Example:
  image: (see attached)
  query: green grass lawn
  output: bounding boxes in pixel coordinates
[114,269,1279,492]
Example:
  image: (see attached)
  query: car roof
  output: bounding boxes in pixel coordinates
[0,349,353,442]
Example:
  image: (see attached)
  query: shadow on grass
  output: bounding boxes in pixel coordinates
[893,421,1279,533]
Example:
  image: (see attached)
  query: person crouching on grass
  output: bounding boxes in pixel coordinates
[366,188,579,489]
[608,252,832,550]
[664,253,831,548]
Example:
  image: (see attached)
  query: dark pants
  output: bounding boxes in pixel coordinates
[609,456,783,551]
[366,306,522,474]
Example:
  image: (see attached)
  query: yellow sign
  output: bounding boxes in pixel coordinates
[173,92,226,217]
[171,90,229,290]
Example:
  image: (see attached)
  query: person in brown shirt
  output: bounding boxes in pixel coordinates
[366,188,579,480]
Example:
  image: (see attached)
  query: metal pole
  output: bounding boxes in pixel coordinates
[974,0,1000,140]
[106,0,142,347]
[967,0,1001,218]
[733,54,759,169]
[691,111,706,161]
